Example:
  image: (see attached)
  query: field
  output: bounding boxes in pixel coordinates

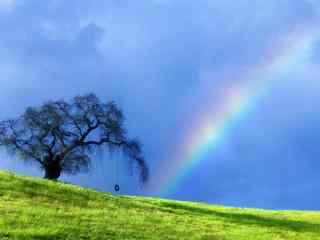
[0,171,319,240]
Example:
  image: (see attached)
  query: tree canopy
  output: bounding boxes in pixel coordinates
[0,93,148,183]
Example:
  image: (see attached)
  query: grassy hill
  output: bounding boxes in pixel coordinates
[0,171,319,240]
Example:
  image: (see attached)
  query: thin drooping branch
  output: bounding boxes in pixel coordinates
[8,120,42,163]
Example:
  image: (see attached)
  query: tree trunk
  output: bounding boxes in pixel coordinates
[44,158,62,180]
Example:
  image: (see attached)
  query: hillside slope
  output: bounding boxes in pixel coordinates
[0,171,319,240]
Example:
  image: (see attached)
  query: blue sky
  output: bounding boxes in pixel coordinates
[1,0,320,210]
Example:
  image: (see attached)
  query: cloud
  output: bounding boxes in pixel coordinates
[0,0,15,11]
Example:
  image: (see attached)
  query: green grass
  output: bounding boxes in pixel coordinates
[0,171,319,240]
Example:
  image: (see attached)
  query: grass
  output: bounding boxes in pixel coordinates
[0,171,320,240]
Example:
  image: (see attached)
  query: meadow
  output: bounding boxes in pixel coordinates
[0,171,319,240]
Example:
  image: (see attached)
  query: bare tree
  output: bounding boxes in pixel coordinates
[0,93,148,182]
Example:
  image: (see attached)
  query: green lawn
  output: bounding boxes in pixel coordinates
[0,171,319,240]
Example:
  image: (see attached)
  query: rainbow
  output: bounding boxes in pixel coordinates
[148,26,319,196]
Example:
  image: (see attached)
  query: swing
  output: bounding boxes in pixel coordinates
[114,184,120,192]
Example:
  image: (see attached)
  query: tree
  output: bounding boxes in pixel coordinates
[0,93,148,182]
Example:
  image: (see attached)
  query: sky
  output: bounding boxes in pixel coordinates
[1,0,320,210]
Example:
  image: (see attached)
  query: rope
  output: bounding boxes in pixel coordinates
[114,156,120,193]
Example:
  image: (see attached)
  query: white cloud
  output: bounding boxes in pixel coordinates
[0,0,15,11]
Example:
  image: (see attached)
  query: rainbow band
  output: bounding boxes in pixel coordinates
[149,27,318,196]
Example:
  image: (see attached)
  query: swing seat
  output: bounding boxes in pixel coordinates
[114,184,120,192]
